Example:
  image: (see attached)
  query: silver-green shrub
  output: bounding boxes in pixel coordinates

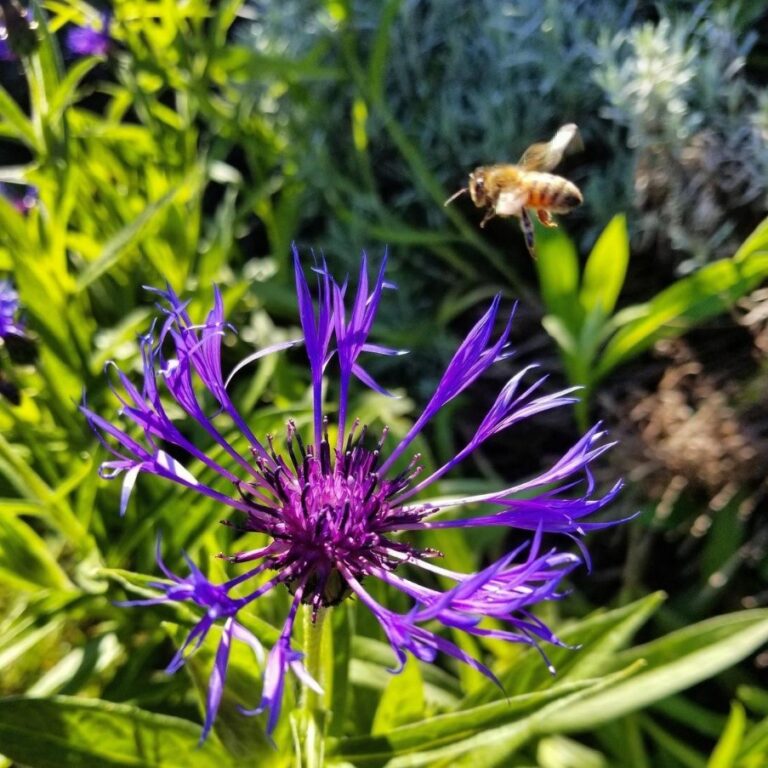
[595,9,768,270]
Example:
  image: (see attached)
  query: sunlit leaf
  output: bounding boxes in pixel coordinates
[0,696,233,768]
[535,224,583,334]
[543,610,768,732]
[372,658,425,735]
[708,702,746,768]
[595,239,768,380]
[580,213,629,316]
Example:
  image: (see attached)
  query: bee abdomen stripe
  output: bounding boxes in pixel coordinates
[530,178,553,208]
[548,184,565,207]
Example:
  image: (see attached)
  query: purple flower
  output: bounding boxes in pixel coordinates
[0,183,38,215]
[84,250,622,739]
[0,36,16,62]
[66,12,111,57]
[0,280,24,339]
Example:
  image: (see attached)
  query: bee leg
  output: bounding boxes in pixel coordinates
[520,208,536,258]
[536,209,557,228]
[480,207,495,228]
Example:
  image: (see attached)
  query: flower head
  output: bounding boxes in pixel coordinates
[66,12,111,57]
[0,279,24,339]
[84,251,622,739]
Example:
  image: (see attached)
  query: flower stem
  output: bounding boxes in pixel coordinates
[299,605,328,768]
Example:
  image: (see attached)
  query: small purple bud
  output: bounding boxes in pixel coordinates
[66,12,111,57]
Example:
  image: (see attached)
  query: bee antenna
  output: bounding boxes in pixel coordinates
[444,188,468,206]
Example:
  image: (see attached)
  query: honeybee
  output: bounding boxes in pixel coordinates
[444,124,584,258]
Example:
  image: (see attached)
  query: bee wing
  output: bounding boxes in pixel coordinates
[494,189,527,217]
[519,123,582,172]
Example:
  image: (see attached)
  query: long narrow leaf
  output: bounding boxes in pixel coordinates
[0,696,233,768]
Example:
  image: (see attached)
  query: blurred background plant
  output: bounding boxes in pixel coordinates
[0,0,766,766]
[595,8,768,273]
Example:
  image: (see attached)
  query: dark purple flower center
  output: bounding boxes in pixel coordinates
[233,418,432,615]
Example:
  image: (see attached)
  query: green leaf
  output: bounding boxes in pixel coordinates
[443,666,641,768]
[27,634,123,697]
[595,244,768,381]
[732,216,768,263]
[330,677,602,764]
[708,702,747,768]
[337,663,642,767]
[739,714,768,765]
[0,696,233,768]
[0,433,90,549]
[209,0,244,48]
[653,695,725,739]
[350,636,461,709]
[639,715,707,768]
[537,735,607,768]
[27,0,64,102]
[372,659,425,735]
[75,168,204,291]
[535,224,583,334]
[580,214,629,316]
[48,56,101,123]
[543,609,768,733]
[0,618,65,672]
[739,686,768,716]
[0,84,37,149]
[368,0,403,105]
[0,514,71,591]
[88,308,152,374]
[541,314,578,356]
[566,591,665,680]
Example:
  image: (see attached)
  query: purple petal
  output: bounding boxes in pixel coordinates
[66,15,111,57]
[166,617,212,674]
[0,279,24,338]
[361,343,407,357]
[200,617,234,743]
[114,596,170,607]
[381,296,513,473]
[351,363,395,397]
[240,588,316,735]
[399,368,580,500]
[294,247,333,446]
[332,251,392,444]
